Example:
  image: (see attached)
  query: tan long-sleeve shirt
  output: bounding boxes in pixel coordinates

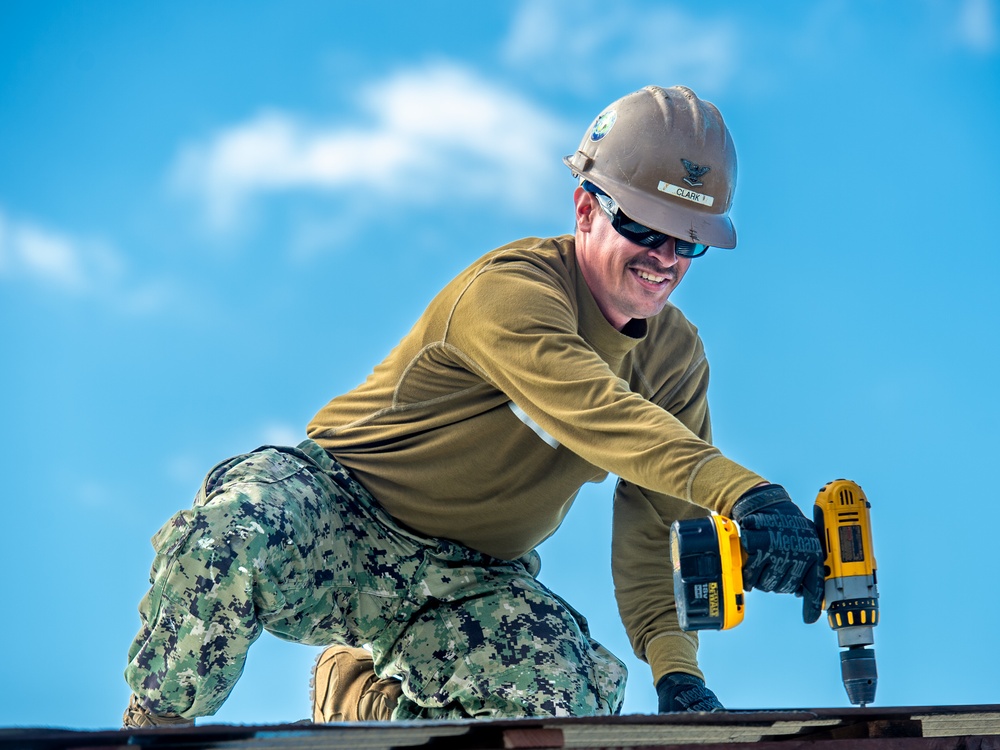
[308,235,764,679]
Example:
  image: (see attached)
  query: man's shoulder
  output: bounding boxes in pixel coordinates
[454,235,577,300]
[646,302,701,340]
[638,302,706,364]
[629,304,709,402]
[428,235,578,327]
[477,235,574,276]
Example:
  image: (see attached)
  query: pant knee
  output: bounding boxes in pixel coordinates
[381,578,627,719]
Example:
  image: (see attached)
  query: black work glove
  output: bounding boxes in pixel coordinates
[731,483,825,624]
[656,673,724,712]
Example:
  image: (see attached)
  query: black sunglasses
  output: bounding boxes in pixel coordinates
[581,181,709,258]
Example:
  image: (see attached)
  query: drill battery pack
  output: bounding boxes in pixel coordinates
[670,514,745,631]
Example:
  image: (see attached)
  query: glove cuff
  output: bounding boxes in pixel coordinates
[730,483,791,522]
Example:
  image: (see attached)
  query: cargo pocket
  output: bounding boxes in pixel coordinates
[142,511,196,625]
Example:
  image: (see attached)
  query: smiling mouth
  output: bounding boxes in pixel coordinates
[633,268,672,285]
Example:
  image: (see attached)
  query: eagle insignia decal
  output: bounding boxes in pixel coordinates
[681,159,711,187]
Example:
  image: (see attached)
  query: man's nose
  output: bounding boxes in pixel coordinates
[647,238,679,266]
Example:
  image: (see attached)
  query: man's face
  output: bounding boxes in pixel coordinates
[573,187,692,330]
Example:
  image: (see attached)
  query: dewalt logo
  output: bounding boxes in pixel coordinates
[708,581,720,618]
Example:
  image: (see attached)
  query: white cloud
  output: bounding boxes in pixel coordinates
[258,422,304,447]
[171,62,573,231]
[501,1,740,95]
[0,205,179,313]
[956,0,997,53]
[0,207,123,292]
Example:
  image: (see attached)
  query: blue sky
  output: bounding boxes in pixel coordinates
[2,0,998,730]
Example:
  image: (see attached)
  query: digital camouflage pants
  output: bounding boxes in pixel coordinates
[124,440,627,720]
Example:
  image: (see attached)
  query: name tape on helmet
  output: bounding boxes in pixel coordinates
[658,181,715,207]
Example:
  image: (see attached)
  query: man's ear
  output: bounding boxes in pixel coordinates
[573,186,595,231]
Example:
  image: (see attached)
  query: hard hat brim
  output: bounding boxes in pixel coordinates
[565,156,737,250]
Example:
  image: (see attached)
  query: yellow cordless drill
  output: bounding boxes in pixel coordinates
[670,479,879,706]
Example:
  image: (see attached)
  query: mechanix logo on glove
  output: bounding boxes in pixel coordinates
[765,527,823,555]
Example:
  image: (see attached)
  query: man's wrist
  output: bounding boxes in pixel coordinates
[647,632,701,685]
[730,483,790,522]
[687,456,766,516]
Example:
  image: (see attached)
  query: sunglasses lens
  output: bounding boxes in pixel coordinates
[617,220,670,249]
[675,240,709,258]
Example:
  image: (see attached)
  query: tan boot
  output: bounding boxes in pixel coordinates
[311,645,402,722]
[122,694,195,729]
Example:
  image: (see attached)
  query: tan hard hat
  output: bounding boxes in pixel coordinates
[563,85,738,249]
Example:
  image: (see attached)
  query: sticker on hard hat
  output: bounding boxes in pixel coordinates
[682,160,711,187]
[590,110,617,141]
[658,181,715,207]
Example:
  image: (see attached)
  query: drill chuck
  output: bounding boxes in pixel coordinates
[840,646,878,707]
